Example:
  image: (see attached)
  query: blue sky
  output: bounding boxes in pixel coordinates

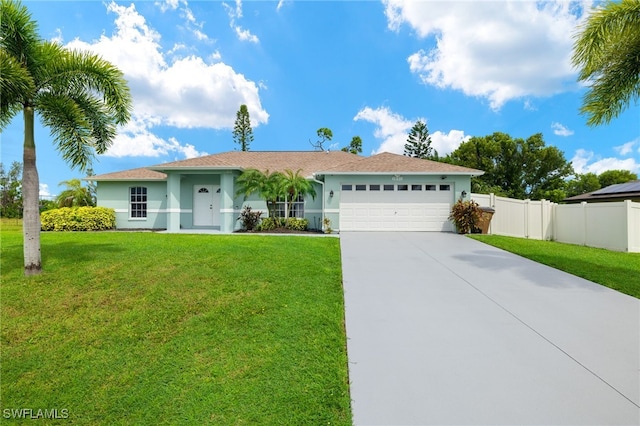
[1,0,639,198]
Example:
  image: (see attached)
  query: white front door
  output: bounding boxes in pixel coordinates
[193,185,220,226]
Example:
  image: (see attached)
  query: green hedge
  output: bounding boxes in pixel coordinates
[41,207,116,231]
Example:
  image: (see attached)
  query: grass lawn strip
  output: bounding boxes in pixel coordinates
[469,234,640,299]
[1,222,351,425]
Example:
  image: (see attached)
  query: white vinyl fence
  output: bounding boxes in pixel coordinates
[471,193,640,253]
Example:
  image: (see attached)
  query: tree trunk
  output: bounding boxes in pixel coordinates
[22,106,42,275]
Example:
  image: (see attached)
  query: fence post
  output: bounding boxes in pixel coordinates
[489,193,496,234]
[581,202,587,246]
[524,199,530,238]
[625,200,631,252]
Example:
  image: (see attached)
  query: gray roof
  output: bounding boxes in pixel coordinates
[564,180,640,203]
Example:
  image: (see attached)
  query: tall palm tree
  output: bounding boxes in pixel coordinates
[572,0,640,126]
[280,169,316,219]
[0,0,132,275]
[56,178,94,208]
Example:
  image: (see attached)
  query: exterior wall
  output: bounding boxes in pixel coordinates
[472,193,640,253]
[324,174,471,232]
[96,180,167,229]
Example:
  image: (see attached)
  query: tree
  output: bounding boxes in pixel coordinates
[280,169,316,219]
[0,0,132,275]
[232,104,253,151]
[572,0,640,126]
[341,136,363,155]
[310,127,332,151]
[235,169,284,218]
[565,173,601,197]
[56,178,94,207]
[597,169,638,188]
[404,120,438,160]
[445,132,573,201]
[0,161,22,218]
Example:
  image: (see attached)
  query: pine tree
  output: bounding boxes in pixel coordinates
[232,104,254,151]
[404,120,437,159]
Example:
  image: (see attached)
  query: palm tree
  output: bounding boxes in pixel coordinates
[56,178,94,208]
[0,0,132,275]
[572,0,640,126]
[280,169,316,219]
[235,169,284,218]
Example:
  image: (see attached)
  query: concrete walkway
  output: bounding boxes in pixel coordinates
[340,232,639,425]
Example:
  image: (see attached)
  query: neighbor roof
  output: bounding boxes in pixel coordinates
[317,152,484,175]
[564,180,640,203]
[89,151,484,181]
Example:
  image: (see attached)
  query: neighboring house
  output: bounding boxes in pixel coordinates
[564,180,640,204]
[89,151,484,233]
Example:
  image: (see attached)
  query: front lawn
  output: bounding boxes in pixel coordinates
[469,234,640,299]
[0,223,351,424]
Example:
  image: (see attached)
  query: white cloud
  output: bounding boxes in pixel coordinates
[223,0,260,43]
[571,149,639,175]
[64,2,268,134]
[39,183,52,198]
[614,140,638,156]
[353,106,469,156]
[386,0,591,110]
[276,0,288,12]
[551,122,574,137]
[105,117,206,159]
[155,0,182,13]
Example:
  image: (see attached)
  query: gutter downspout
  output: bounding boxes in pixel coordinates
[311,174,325,232]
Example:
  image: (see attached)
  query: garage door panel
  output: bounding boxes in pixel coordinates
[340,201,453,232]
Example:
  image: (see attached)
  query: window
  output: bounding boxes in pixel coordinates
[355,184,367,191]
[383,184,394,191]
[369,184,380,191]
[275,194,305,218]
[342,184,352,191]
[425,185,436,191]
[397,184,408,191]
[440,184,451,191]
[411,184,422,191]
[130,187,147,218]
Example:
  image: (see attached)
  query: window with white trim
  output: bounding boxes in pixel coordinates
[130,187,147,218]
[275,194,305,218]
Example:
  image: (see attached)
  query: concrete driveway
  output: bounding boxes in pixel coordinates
[340,232,639,425]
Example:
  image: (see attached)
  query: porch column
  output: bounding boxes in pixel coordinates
[167,172,181,232]
[220,172,235,232]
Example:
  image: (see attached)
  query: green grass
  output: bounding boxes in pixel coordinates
[469,234,640,299]
[1,221,351,425]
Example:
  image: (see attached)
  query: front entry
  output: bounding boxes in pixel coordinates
[193,185,220,227]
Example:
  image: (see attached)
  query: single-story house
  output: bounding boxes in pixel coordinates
[89,151,484,233]
[564,180,640,204]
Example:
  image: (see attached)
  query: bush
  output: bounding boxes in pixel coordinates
[285,218,308,231]
[256,217,285,231]
[237,206,262,231]
[449,200,482,234]
[41,207,116,231]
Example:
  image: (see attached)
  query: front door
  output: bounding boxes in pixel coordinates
[193,185,220,226]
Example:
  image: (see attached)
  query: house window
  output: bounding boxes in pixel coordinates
[369,184,380,191]
[342,184,353,191]
[425,185,436,191]
[275,194,305,218]
[130,187,147,218]
[397,184,408,191]
[411,184,422,191]
[383,184,394,191]
[355,184,367,191]
[440,184,451,191]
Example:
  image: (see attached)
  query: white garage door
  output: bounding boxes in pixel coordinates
[340,183,454,231]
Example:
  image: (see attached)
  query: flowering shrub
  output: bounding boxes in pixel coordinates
[449,200,482,234]
[41,207,116,231]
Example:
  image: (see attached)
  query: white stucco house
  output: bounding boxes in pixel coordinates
[89,150,484,233]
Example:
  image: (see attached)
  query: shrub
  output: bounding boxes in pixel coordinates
[256,217,285,231]
[285,218,308,231]
[41,207,116,231]
[449,200,482,234]
[237,206,262,231]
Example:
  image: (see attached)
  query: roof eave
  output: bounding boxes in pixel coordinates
[315,171,484,176]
